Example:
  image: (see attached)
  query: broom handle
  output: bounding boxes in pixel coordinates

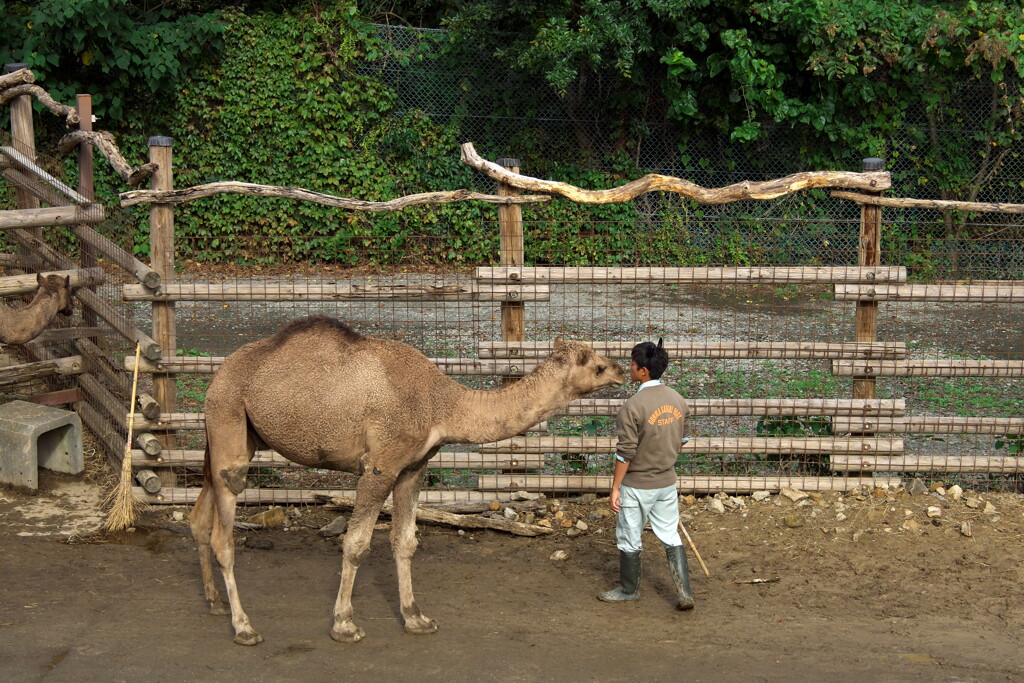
[125,344,142,449]
[678,520,710,578]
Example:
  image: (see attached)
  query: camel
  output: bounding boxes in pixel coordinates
[190,315,625,645]
[0,273,73,345]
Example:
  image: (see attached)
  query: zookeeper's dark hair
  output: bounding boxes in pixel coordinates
[631,338,669,379]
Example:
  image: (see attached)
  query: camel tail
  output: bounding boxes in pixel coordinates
[202,442,213,486]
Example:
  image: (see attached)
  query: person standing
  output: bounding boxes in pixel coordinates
[598,339,694,610]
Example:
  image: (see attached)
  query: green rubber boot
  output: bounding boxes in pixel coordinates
[665,544,695,610]
[597,550,641,602]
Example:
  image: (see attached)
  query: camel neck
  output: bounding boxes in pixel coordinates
[443,366,570,444]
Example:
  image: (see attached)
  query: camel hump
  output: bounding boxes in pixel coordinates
[265,315,362,351]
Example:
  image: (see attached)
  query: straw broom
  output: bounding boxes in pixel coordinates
[102,343,146,532]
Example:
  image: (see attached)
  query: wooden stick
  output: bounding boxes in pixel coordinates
[678,521,710,578]
[323,495,553,537]
[461,142,891,204]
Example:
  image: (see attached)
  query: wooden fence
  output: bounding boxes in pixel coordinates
[2,67,1022,505]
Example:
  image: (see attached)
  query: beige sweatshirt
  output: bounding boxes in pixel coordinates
[615,382,688,489]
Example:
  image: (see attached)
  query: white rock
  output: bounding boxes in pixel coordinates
[780,487,809,503]
[575,519,588,531]
[983,502,997,515]
[708,499,726,514]
[948,485,963,501]
[926,506,942,518]
[171,511,185,522]
[752,491,771,502]
[835,513,847,522]
[549,550,569,561]
[511,491,542,501]
[503,507,519,521]
[960,521,972,537]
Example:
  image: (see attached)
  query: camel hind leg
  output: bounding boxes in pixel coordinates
[331,464,398,643]
[391,455,437,635]
[188,479,229,615]
[194,423,263,645]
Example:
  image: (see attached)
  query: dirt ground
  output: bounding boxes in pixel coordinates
[2,473,1024,682]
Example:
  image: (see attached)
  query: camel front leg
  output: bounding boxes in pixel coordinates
[330,467,397,643]
[391,457,437,634]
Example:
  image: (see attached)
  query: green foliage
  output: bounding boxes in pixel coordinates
[995,434,1023,455]
[0,0,224,120]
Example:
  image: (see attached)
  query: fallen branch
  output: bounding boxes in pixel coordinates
[118,181,552,209]
[460,142,890,205]
[321,495,554,537]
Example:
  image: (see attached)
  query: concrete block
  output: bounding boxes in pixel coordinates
[0,400,83,492]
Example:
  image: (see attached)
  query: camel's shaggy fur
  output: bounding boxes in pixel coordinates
[190,315,625,645]
[0,273,72,345]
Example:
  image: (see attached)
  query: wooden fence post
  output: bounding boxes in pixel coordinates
[4,63,40,241]
[77,94,97,326]
[148,136,176,454]
[497,157,524,383]
[852,157,884,402]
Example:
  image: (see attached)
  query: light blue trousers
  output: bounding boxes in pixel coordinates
[615,483,682,553]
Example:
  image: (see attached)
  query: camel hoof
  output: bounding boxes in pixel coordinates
[233,630,264,646]
[208,601,230,616]
[403,617,438,635]
[330,624,365,643]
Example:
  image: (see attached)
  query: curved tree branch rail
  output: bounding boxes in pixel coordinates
[57,130,157,187]
[460,142,891,204]
[0,67,34,90]
[119,181,552,209]
[0,83,79,126]
[832,190,1024,215]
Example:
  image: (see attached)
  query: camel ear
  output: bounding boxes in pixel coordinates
[63,275,71,288]
[553,336,565,353]
[37,272,44,285]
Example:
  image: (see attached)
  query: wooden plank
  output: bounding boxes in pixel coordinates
[482,340,906,360]
[134,449,545,471]
[33,327,110,343]
[0,267,105,296]
[26,388,85,406]
[0,205,105,230]
[478,474,899,494]
[833,360,1024,378]
[835,283,1024,302]
[562,398,905,417]
[833,416,1024,434]
[134,487,516,505]
[132,413,547,434]
[0,355,83,386]
[126,355,543,376]
[831,455,1024,474]
[480,436,903,455]
[122,282,548,302]
[475,266,906,285]
[1,145,91,204]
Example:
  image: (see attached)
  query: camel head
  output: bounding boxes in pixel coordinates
[550,336,625,396]
[36,273,73,316]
